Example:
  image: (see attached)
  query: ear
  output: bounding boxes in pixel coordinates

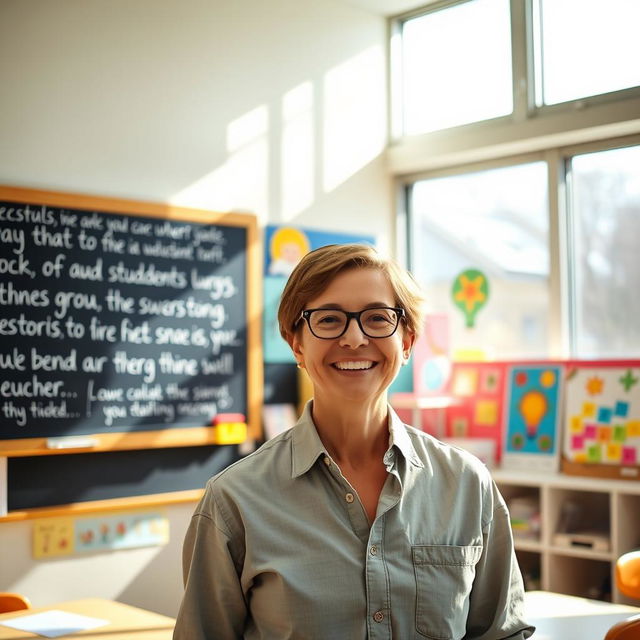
[401,330,416,363]
[288,329,305,364]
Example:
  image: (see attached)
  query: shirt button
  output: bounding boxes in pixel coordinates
[373,611,384,623]
[369,545,378,556]
[323,456,331,466]
[345,492,354,503]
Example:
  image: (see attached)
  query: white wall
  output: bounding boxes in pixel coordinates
[0,0,391,617]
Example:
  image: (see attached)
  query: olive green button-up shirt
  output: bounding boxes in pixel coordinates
[174,403,535,640]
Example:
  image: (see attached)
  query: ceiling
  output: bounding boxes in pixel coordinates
[332,0,434,17]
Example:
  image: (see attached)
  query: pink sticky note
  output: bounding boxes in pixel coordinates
[571,435,585,450]
[622,447,637,466]
[584,424,598,439]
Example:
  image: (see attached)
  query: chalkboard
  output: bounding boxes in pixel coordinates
[0,186,262,454]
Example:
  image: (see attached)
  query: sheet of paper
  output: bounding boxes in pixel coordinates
[0,609,108,638]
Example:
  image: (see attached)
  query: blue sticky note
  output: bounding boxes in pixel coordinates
[598,407,613,424]
[615,401,629,418]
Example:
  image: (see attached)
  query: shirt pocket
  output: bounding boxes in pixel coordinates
[412,544,483,640]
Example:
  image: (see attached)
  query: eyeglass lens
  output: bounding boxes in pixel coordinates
[307,307,400,338]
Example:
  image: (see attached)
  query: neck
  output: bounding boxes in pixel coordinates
[310,393,389,468]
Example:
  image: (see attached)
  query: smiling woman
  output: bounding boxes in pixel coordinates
[174,244,535,640]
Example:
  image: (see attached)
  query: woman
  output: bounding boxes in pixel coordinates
[174,244,534,639]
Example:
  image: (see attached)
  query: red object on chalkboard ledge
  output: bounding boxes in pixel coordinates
[211,413,246,425]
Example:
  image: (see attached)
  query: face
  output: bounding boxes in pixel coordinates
[290,267,415,404]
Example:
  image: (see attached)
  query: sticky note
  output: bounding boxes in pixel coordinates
[584,424,598,439]
[627,421,640,437]
[570,415,583,433]
[613,425,627,442]
[573,452,587,463]
[622,447,637,466]
[615,401,629,418]
[571,435,585,450]
[474,400,498,426]
[597,426,612,443]
[598,407,613,424]
[606,443,622,461]
[215,422,247,444]
[582,402,596,417]
[587,444,601,462]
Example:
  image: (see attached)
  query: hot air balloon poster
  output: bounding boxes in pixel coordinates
[502,364,564,471]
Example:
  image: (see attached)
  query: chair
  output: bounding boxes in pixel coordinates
[604,613,640,640]
[616,550,640,600]
[0,592,31,613]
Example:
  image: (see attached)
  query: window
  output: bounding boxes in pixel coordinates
[409,162,549,359]
[569,144,640,357]
[399,0,513,135]
[534,0,640,106]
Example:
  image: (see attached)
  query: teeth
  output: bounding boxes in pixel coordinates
[334,361,373,370]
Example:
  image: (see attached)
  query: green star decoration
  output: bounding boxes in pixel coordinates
[619,369,639,392]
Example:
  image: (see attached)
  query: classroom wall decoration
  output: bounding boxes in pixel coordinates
[446,361,507,459]
[451,268,489,328]
[562,362,640,480]
[262,225,375,364]
[412,313,451,396]
[502,364,563,471]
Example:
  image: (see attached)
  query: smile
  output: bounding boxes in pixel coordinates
[332,361,376,370]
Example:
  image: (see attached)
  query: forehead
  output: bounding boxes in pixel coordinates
[307,267,395,308]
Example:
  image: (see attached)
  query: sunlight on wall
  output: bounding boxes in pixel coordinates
[170,105,270,222]
[323,45,386,193]
[281,81,314,222]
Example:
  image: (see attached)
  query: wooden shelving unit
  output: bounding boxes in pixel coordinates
[492,468,640,605]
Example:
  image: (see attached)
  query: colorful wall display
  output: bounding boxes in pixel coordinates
[562,362,640,479]
[451,268,489,328]
[502,364,563,471]
[445,361,507,459]
[263,226,375,363]
[412,313,451,396]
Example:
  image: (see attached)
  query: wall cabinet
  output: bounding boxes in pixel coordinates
[492,469,640,604]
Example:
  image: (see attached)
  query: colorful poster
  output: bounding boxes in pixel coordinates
[446,361,507,460]
[563,364,640,470]
[502,364,563,471]
[412,313,450,396]
[263,226,375,363]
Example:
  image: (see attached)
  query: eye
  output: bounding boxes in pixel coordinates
[313,312,343,325]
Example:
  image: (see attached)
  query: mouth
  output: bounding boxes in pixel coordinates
[331,360,377,371]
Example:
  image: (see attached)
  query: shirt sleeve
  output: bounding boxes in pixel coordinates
[464,484,536,640]
[173,495,248,640]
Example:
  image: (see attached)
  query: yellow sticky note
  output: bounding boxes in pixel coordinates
[627,421,640,437]
[582,402,596,418]
[216,422,247,444]
[474,400,498,426]
[33,518,75,559]
[606,443,622,461]
[570,415,583,433]
[573,452,587,463]
[452,369,479,396]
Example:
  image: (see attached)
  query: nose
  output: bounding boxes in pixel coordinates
[338,316,369,348]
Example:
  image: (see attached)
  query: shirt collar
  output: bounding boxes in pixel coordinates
[291,401,424,478]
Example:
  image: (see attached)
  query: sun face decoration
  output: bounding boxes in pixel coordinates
[585,376,604,396]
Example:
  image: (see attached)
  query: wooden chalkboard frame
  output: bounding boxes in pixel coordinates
[0,185,263,457]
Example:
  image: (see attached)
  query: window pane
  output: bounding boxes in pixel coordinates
[570,145,640,357]
[401,0,513,135]
[537,0,640,105]
[410,163,549,359]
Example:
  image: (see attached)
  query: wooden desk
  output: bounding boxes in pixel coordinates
[525,591,640,640]
[0,598,174,639]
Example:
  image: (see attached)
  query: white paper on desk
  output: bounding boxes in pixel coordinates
[0,609,108,638]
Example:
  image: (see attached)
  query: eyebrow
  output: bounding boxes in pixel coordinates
[311,302,394,310]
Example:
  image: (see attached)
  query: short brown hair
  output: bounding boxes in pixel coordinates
[278,243,426,341]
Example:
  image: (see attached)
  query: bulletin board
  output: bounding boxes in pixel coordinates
[0,185,263,456]
[561,360,640,480]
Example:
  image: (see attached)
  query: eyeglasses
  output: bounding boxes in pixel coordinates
[300,307,405,339]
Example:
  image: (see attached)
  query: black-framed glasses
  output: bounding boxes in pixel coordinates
[300,307,405,339]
